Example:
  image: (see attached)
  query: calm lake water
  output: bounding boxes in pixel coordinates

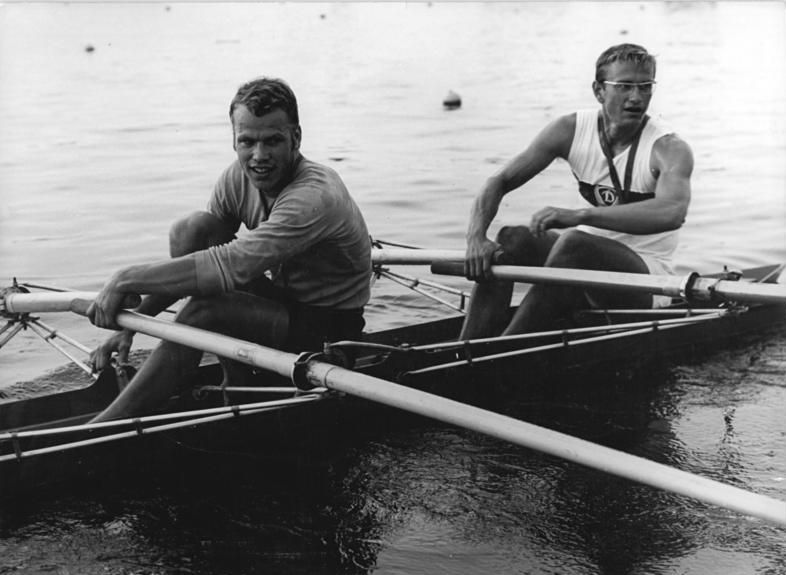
[1,2,785,574]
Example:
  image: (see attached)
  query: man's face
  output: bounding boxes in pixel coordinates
[595,60,655,129]
[232,105,301,196]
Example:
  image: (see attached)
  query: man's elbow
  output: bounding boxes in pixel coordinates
[664,204,689,230]
[484,173,509,197]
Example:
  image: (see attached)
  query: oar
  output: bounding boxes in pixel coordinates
[370,247,786,305]
[2,291,140,314]
[372,248,465,265]
[4,290,786,526]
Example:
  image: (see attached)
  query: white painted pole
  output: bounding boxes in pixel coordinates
[369,249,786,304]
[372,248,465,265]
[4,294,785,526]
[305,359,786,527]
[4,291,100,314]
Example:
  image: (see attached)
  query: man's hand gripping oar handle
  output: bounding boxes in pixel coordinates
[69,295,142,318]
[430,247,505,279]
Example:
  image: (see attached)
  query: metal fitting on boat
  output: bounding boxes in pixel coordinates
[0,282,30,318]
[291,351,324,391]
[677,272,700,301]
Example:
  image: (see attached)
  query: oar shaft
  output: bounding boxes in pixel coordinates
[372,248,465,264]
[691,276,786,305]
[488,265,685,297]
[371,248,786,303]
[431,261,786,304]
[117,311,297,379]
[3,292,141,315]
[303,360,786,526]
[4,292,99,314]
[10,296,783,525]
[4,290,786,523]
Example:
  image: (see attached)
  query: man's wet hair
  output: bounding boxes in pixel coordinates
[229,77,300,126]
[595,44,657,82]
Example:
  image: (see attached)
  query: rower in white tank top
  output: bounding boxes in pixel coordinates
[567,108,677,277]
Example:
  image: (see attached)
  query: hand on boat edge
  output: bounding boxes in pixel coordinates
[89,329,135,372]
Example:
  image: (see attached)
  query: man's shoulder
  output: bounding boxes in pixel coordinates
[287,156,348,200]
[652,131,692,158]
[293,157,343,186]
[217,159,245,184]
[650,132,694,176]
[550,111,579,131]
[536,112,578,158]
[214,159,247,191]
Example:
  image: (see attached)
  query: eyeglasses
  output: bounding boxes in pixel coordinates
[602,80,656,95]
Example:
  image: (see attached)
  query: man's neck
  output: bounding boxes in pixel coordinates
[602,116,645,153]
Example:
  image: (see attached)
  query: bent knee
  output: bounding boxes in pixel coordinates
[494,226,533,265]
[546,230,598,267]
[173,297,222,329]
[546,229,648,273]
[495,225,555,266]
[169,211,235,257]
[550,229,590,252]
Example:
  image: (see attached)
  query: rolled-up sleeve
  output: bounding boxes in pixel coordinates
[193,249,233,294]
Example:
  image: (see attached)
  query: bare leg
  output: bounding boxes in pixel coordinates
[459,279,516,340]
[504,229,651,334]
[459,226,557,340]
[91,292,289,422]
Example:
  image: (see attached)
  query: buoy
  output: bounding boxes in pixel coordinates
[85,44,95,53]
[443,90,461,110]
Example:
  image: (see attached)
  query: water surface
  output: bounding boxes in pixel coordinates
[0,3,785,574]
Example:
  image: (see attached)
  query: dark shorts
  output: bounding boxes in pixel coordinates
[284,301,365,353]
[240,275,364,353]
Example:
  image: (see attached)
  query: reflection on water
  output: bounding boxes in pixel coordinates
[1,2,785,574]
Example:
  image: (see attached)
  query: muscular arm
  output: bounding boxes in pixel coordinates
[88,255,200,329]
[465,114,575,278]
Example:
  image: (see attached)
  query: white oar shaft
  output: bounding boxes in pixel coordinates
[4,291,786,524]
[371,248,786,303]
[490,265,685,296]
[303,360,786,526]
[4,291,99,314]
[434,261,786,304]
[489,265,786,303]
[372,248,464,264]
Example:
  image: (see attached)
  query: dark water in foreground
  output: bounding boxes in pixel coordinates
[2,326,786,574]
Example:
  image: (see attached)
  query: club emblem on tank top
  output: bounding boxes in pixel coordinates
[577,180,653,207]
[594,184,618,206]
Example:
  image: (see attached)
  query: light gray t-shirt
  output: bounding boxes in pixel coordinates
[193,156,371,309]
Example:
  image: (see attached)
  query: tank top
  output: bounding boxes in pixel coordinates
[567,109,678,274]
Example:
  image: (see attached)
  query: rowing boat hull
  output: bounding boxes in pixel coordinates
[2,265,784,499]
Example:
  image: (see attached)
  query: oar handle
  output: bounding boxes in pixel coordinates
[69,295,142,317]
[69,298,94,316]
[431,261,465,277]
